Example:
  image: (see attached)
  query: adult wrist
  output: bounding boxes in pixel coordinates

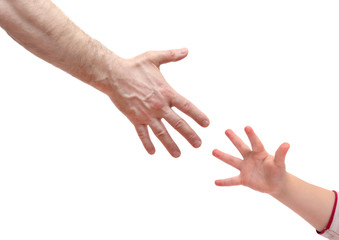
[86,50,124,95]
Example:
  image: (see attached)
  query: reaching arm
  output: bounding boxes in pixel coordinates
[0,0,210,157]
[0,0,115,87]
[213,126,335,233]
[271,172,335,233]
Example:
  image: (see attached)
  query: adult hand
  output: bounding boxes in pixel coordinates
[212,126,289,195]
[97,48,209,158]
[0,1,209,157]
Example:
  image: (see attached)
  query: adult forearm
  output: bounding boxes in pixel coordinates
[271,173,335,232]
[0,0,120,93]
[0,0,210,157]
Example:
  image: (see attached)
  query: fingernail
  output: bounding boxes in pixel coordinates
[173,150,181,158]
[180,48,188,54]
[202,120,210,127]
[149,148,155,155]
[193,140,202,148]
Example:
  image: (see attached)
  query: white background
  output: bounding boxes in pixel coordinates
[1,0,339,239]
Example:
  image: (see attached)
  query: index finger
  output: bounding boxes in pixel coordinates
[212,149,242,170]
[171,93,209,128]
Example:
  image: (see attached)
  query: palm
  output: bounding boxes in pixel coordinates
[240,153,283,193]
[213,126,289,195]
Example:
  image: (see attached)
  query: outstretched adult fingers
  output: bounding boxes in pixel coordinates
[135,125,155,155]
[215,176,242,187]
[212,149,242,170]
[149,119,181,158]
[225,129,251,157]
[171,93,210,128]
[164,110,202,148]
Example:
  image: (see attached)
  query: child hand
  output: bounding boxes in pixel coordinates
[213,126,290,195]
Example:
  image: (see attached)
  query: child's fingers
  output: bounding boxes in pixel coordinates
[225,129,251,158]
[212,149,242,170]
[274,142,290,167]
[215,176,241,187]
[244,126,265,152]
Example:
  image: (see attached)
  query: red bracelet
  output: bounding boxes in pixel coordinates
[318,190,338,235]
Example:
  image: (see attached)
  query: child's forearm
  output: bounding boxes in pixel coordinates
[270,173,335,232]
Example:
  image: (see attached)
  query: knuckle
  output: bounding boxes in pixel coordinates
[155,129,167,138]
[160,87,173,98]
[167,50,175,58]
[168,143,179,152]
[186,133,198,142]
[144,51,153,58]
[181,101,191,113]
[239,178,245,186]
[173,118,186,130]
[149,102,168,114]
[149,101,164,111]
[150,103,168,115]
[145,91,168,112]
[141,51,154,63]
[137,131,147,140]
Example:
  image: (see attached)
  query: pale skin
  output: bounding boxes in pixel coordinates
[1,0,335,234]
[0,0,209,158]
[213,126,335,232]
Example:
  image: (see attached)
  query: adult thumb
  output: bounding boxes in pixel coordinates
[150,48,188,67]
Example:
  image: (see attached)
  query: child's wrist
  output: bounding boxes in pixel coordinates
[269,172,290,199]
